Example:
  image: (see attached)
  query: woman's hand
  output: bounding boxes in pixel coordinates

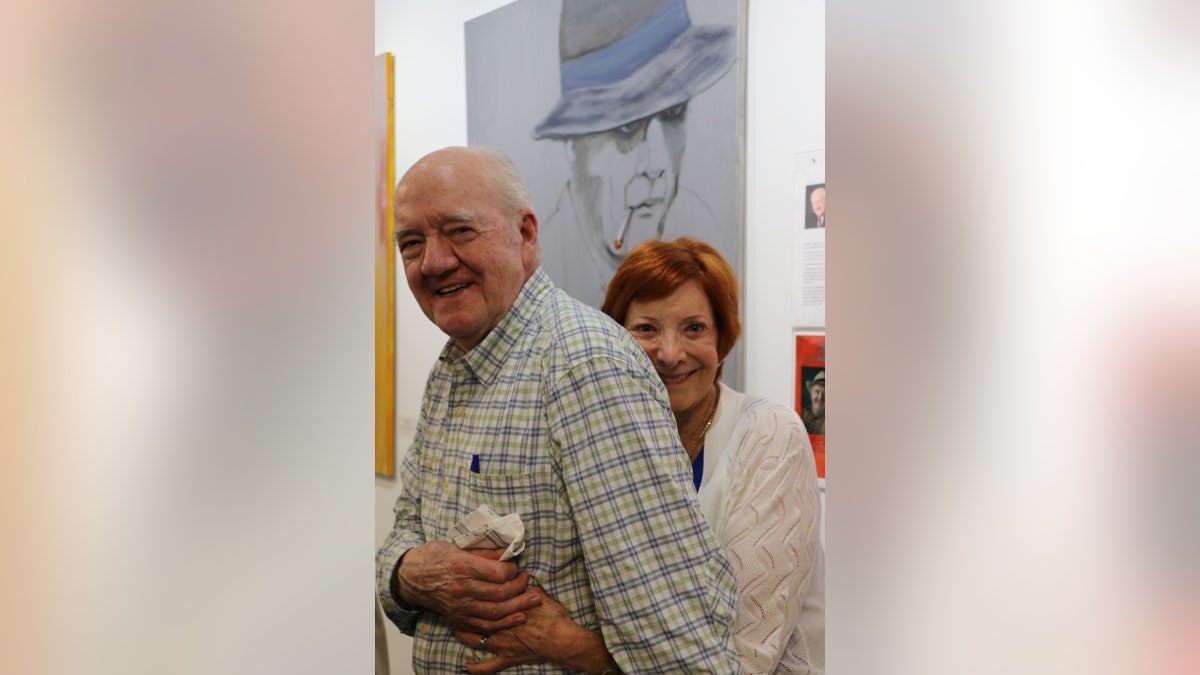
[454,586,616,674]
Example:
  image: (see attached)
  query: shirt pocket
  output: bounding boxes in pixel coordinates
[465,464,571,566]
[466,467,543,521]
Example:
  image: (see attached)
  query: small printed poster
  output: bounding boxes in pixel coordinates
[791,151,825,328]
[794,333,826,479]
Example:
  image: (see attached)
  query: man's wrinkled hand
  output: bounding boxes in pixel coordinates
[393,541,542,633]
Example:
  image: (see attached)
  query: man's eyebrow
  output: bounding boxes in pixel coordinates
[395,209,474,236]
[442,210,474,224]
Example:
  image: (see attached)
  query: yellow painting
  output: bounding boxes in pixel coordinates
[375,53,396,477]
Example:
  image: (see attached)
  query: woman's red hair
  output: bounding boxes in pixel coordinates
[601,237,741,377]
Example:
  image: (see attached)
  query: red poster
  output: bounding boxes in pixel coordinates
[794,334,826,478]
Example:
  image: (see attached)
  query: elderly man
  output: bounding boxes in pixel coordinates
[377,146,741,674]
[810,187,826,229]
[532,0,737,308]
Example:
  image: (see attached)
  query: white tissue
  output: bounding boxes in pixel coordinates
[446,504,526,561]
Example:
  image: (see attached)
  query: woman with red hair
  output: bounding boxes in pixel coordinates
[601,237,824,674]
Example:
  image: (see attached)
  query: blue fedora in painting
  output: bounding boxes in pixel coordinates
[532,0,736,139]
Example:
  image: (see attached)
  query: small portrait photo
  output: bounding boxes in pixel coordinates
[804,183,826,229]
[794,333,825,477]
[798,366,825,437]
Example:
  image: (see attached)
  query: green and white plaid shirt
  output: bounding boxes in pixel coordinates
[377,268,741,673]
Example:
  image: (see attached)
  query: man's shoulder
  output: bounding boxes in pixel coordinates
[527,284,648,372]
[535,288,638,360]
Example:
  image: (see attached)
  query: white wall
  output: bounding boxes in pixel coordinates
[375,1,824,672]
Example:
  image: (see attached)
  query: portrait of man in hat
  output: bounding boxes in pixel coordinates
[531,0,738,305]
[465,0,742,315]
[801,369,825,436]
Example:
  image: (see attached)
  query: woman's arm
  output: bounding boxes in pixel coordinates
[721,405,822,674]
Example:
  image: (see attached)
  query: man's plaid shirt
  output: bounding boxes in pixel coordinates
[377,268,741,673]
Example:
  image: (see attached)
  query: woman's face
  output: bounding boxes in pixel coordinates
[624,279,721,417]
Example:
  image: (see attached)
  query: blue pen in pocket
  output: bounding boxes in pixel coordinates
[470,453,480,474]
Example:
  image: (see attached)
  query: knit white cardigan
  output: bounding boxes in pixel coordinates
[697,383,826,675]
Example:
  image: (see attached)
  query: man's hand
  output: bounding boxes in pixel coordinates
[392,541,542,633]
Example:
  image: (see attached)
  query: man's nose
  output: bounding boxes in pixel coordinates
[420,234,459,276]
[636,116,669,177]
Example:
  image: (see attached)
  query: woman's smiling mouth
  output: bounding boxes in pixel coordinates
[658,370,694,385]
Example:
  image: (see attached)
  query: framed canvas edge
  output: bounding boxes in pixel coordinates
[732,0,749,391]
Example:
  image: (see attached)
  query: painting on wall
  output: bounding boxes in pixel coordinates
[375,53,396,477]
[795,333,825,479]
[465,0,747,387]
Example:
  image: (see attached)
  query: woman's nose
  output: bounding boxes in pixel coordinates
[656,331,685,366]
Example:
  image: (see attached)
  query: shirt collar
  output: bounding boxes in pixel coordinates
[437,267,553,387]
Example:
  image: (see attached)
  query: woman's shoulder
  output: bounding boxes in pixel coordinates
[717,386,808,457]
[733,389,807,438]
[718,387,818,503]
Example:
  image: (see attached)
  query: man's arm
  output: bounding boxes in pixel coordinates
[375,425,431,634]
[546,354,742,673]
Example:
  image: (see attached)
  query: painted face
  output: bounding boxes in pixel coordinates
[624,279,720,417]
[393,153,536,352]
[810,382,825,417]
[567,103,687,263]
[810,187,825,218]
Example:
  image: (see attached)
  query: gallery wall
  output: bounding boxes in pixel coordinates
[375,1,824,672]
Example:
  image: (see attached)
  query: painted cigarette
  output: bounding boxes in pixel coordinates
[613,207,635,250]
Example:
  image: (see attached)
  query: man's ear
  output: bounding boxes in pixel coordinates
[519,209,539,268]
